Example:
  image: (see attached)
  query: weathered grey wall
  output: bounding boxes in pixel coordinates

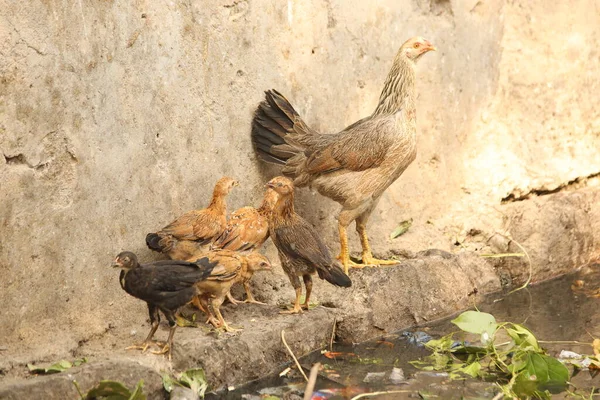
[1,0,600,361]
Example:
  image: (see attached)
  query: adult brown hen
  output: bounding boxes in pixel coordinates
[251,37,436,273]
[267,176,351,314]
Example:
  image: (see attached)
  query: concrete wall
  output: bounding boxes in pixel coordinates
[1,0,599,358]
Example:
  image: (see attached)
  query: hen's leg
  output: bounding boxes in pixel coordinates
[300,275,313,310]
[337,220,361,274]
[356,213,398,267]
[127,304,160,352]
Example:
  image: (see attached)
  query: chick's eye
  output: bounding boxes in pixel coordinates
[413,43,420,49]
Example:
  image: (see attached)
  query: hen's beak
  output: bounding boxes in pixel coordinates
[266,182,276,189]
[425,41,437,52]
[112,259,122,268]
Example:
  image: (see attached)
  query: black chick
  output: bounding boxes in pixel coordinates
[112,251,217,360]
[267,176,352,314]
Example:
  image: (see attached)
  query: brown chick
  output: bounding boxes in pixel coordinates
[252,37,436,273]
[210,187,278,304]
[188,250,272,331]
[146,176,239,260]
[266,176,351,314]
[212,186,278,253]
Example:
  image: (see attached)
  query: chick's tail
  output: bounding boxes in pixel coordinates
[145,232,173,253]
[317,262,352,288]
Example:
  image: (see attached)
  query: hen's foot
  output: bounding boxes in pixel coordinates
[337,254,364,274]
[361,254,399,267]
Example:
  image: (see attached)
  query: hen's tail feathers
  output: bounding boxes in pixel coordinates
[251,89,304,165]
[318,263,352,288]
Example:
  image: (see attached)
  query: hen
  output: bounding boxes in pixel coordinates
[251,37,436,273]
[146,176,238,260]
[112,251,217,360]
[188,250,272,331]
[266,176,351,314]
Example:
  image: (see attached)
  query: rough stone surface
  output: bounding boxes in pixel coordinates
[1,0,600,398]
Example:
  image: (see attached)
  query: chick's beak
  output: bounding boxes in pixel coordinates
[112,258,122,268]
[265,182,276,189]
[425,41,437,52]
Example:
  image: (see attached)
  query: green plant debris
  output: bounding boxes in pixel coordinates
[390,219,413,239]
[81,379,145,400]
[176,313,198,327]
[27,358,87,374]
[163,368,208,398]
[410,310,577,399]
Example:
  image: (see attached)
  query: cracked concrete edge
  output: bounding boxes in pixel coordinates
[1,187,598,398]
[0,360,166,400]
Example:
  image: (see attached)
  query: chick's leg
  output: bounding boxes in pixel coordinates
[356,217,398,267]
[196,295,220,327]
[243,281,267,305]
[127,304,160,352]
[151,309,176,360]
[300,275,313,310]
[212,297,241,332]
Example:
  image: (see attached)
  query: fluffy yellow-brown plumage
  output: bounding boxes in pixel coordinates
[188,250,272,331]
[146,177,238,260]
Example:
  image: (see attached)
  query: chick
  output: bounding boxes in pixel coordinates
[266,176,351,314]
[211,186,278,304]
[112,251,217,360]
[146,177,238,260]
[188,250,272,331]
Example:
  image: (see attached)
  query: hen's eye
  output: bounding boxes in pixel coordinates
[413,43,420,49]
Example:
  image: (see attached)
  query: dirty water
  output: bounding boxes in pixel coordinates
[206,262,600,399]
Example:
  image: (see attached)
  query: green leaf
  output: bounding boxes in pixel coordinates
[84,380,146,400]
[458,361,482,378]
[390,219,413,239]
[180,368,208,398]
[511,352,569,398]
[128,380,145,400]
[161,374,182,393]
[451,311,497,336]
[424,335,455,352]
[176,314,198,328]
[262,396,281,400]
[27,360,73,374]
[506,324,540,351]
